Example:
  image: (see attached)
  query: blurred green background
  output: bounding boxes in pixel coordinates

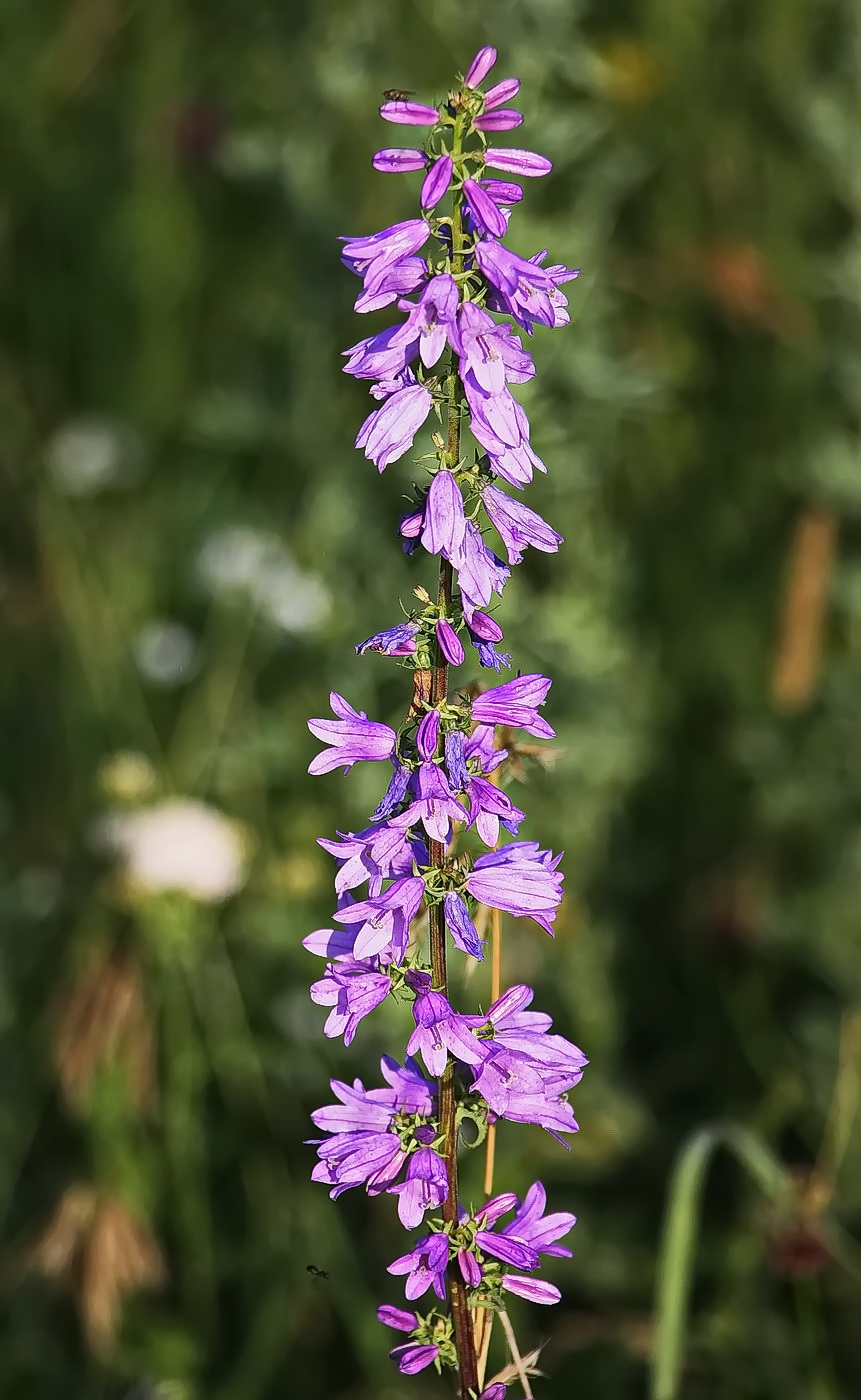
[2,0,861,1396]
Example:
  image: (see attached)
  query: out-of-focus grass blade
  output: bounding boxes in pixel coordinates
[650,1123,788,1400]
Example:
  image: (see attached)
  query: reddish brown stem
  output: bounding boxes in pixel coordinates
[428,556,478,1396]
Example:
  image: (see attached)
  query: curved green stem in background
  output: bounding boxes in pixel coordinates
[650,1123,789,1400]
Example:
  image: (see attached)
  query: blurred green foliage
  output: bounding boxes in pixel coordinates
[1,0,861,1396]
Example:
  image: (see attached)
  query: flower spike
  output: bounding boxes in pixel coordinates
[307,45,584,1395]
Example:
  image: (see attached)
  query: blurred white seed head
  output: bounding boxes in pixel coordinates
[133,620,198,688]
[46,417,145,495]
[196,525,330,634]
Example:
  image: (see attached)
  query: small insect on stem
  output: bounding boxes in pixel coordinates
[307,1263,331,1282]
[382,88,416,101]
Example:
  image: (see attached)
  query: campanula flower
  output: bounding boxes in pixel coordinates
[307,694,397,775]
[355,379,433,471]
[465,841,564,935]
[471,673,555,738]
[333,875,426,961]
[482,484,563,564]
[388,1232,449,1301]
[310,959,393,1045]
[356,621,421,656]
[405,971,488,1076]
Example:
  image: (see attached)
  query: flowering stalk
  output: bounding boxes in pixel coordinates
[306,45,584,1398]
[429,108,476,1385]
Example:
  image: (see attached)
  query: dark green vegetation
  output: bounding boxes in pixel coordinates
[1,1,860,1396]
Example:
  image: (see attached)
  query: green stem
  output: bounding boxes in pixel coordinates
[426,108,478,1400]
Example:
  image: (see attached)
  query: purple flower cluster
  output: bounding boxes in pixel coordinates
[304,45,584,1391]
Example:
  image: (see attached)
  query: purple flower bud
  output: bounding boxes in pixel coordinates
[474,109,523,132]
[468,609,504,643]
[416,708,440,760]
[421,154,453,209]
[480,178,524,206]
[372,148,429,173]
[484,146,553,177]
[399,509,423,555]
[479,1386,508,1400]
[477,1191,519,1225]
[465,46,497,88]
[391,1342,440,1374]
[458,1248,482,1287]
[378,1305,419,1333]
[462,178,508,239]
[436,617,464,666]
[444,730,469,792]
[444,891,484,960]
[484,77,521,109]
[380,100,440,125]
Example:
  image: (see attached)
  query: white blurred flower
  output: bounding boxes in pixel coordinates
[46,417,144,495]
[195,525,330,634]
[99,798,249,903]
[133,620,198,688]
